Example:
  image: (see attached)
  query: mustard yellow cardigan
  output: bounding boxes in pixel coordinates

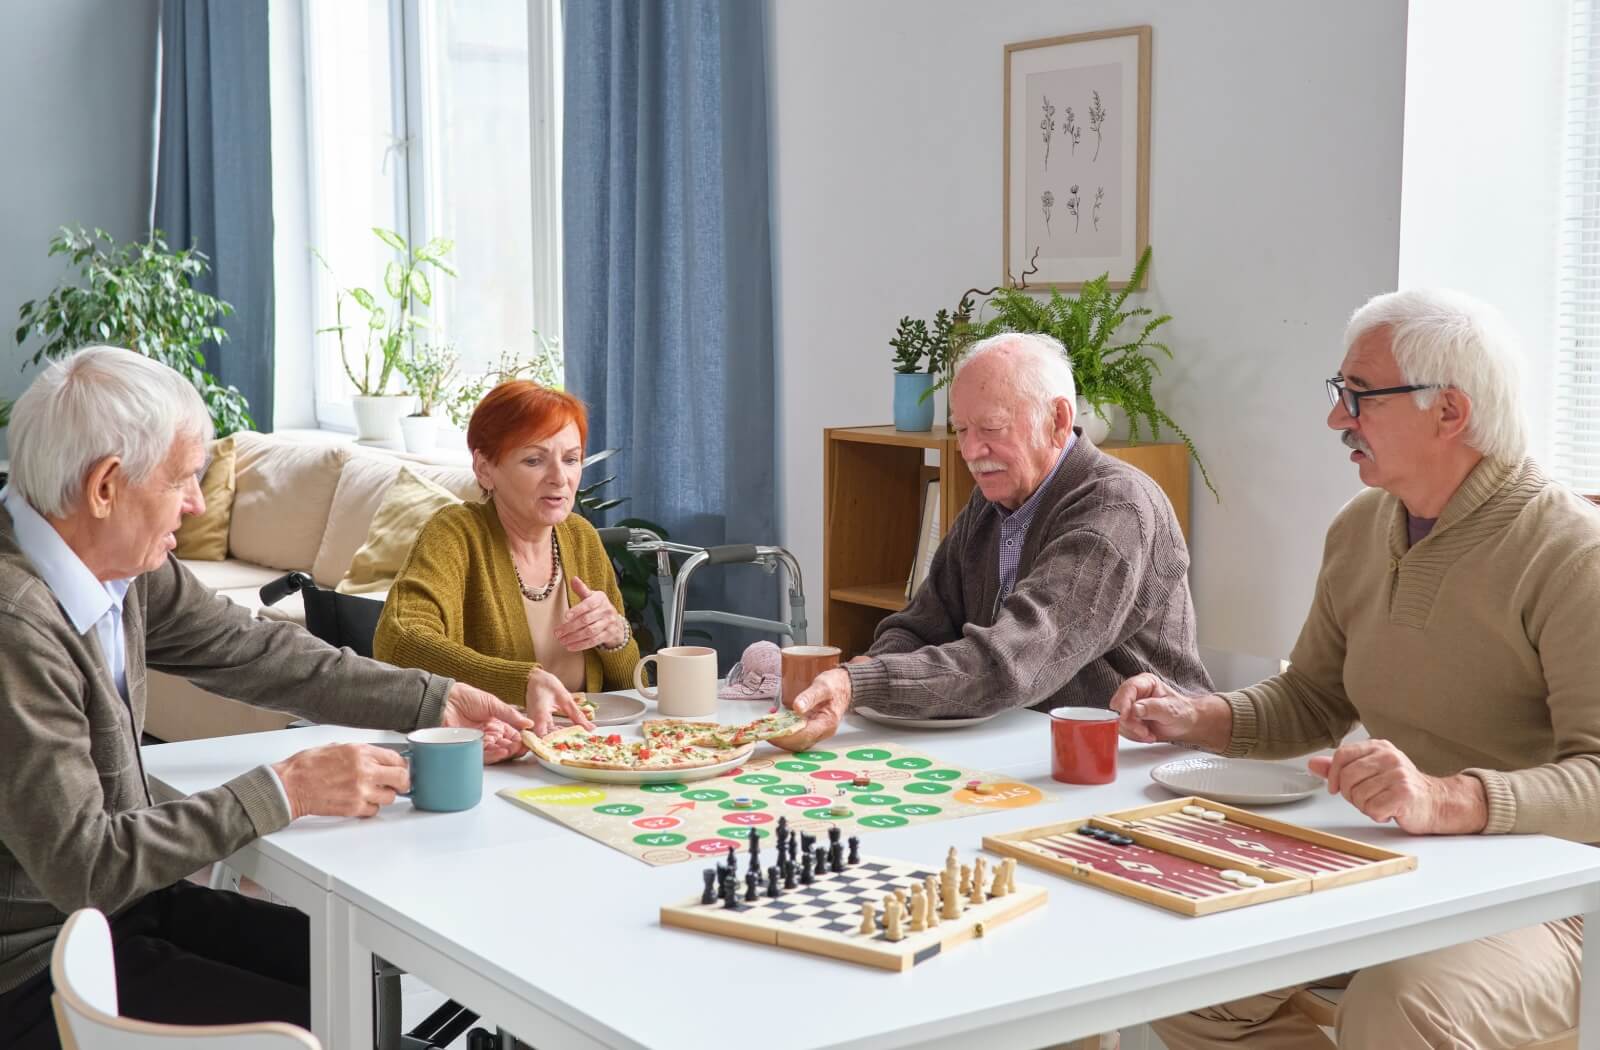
[373,500,640,706]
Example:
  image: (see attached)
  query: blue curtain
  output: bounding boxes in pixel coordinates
[564,0,777,663]
[153,0,275,429]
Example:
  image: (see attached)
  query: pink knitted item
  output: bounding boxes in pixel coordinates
[718,640,782,701]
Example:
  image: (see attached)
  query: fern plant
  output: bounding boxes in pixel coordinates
[948,247,1215,498]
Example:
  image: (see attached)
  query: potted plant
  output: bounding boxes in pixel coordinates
[15,226,251,436]
[443,332,563,430]
[942,247,1215,497]
[396,342,460,453]
[888,317,935,431]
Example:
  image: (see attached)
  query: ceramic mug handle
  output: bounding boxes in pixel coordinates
[633,654,660,700]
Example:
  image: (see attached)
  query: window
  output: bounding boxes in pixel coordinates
[1556,0,1600,492]
[303,0,562,431]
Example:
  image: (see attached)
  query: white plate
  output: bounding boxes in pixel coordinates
[552,691,647,727]
[535,745,753,785]
[1150,755,1324,805]
[851,707,1000,730]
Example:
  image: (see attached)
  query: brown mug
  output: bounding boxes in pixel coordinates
[780,645,842,705]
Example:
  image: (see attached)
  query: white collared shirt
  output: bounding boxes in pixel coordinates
[3,485,130,699]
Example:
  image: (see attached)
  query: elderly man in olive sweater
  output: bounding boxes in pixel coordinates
[0,348,538,1049]
[1115,290,1600,1049]
[778,332,1209,750]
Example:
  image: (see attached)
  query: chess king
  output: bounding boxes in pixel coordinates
[1113,289,1600,1049]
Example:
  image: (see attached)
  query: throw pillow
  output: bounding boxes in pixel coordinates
[174,436,237,561]
[336,465,461,595]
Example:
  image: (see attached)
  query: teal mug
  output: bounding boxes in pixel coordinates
[398,727,483,812]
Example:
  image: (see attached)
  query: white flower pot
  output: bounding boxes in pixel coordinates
[351,395,413,445]
[400,414,438,454]
[1076,396,1112,444]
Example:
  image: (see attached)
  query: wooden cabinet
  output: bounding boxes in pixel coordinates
[822,425,1191,655]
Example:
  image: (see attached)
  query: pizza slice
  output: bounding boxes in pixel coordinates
[551,692,600,725]
[640,719,723,746]
[524,726,634,768]
[700,708,804,750]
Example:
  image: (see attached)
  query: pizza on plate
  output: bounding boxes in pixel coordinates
[523,725,745,771]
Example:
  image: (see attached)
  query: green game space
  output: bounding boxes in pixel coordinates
[792,750,837,761]
[845,748,892,762]
[639,782,687,793]
[734,774,780,785]
[680,789,729,802]
[857,814,909,829]
[592,803,644,816]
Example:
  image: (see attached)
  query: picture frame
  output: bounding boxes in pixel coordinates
[1004,26,1151,290]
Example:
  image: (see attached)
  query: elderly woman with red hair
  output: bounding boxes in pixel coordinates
[374,381,639,734]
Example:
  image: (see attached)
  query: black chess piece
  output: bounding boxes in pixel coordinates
[748,827,760,855]
[726,846,737,871]
[814,846,828,873]
[847,836,861,865]
[830,844,844,874]
[777,816,789,842]
[767,865,781,898]
[701,868,717,905]
[800,852,814,885]
[784,860,797,890]
[721,872,739,909]
[745,871,759,902]
[801,832,816,855]
[829,825,841,847]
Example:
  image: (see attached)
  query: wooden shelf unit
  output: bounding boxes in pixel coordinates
[822,425,1191,656]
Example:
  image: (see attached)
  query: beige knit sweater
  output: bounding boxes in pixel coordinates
[1224,456,1600,841]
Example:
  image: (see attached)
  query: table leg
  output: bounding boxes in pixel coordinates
[333,894,377,1050]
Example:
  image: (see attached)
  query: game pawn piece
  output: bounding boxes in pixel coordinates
[828,825,842,847]
[783,860,797,890]
[701,868,717,905]
[815,846,828,874]
[989,861,1008,899]
[748,826,761,857]
[801,832,816,856]
[721,872,740,910]
[959,864,972,897]
[859,901,877,935]
[800,852,814,885]
[767,865,781,898]
[745,870,759,902]
[830,843,844,874]
[923,875,942,925]
[909,886,927,932]
[726,845,737,873]
[847,836,861,866]
[893,886,908,912]
[941,870,962,920]
[883,895,905,942]
[776,815,789,842]
[969,858,988,905]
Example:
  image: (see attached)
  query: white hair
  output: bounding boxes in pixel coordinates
[954,331,1077,435]
[1343,289,1527,463]
[9,346,213,518]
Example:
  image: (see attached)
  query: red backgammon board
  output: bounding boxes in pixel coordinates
[982,796,1415,917]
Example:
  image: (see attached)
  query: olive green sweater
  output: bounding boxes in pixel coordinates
[374,501,640,705]
[1224,457,1600,841]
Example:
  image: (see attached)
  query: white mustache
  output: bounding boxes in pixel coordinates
[1341,431,1374,458]
[967,459,1006,473]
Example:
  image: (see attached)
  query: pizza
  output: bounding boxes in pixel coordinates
[698,708,805,749]
[551,693,599,725]
[640,719,724,746]
[523,725,746,771]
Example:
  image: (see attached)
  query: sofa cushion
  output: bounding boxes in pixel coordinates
[174,436,236,561]
[311,450,479,587]
[183,558,290,593]
[230,432,349,571]
[336,467,461,595]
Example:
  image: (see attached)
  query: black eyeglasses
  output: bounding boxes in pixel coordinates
[1325,375,1439,419]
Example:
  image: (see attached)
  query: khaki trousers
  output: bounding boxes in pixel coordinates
[1153,918,1582,1050]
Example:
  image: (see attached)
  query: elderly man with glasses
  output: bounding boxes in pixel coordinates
[1113,289,1600,1049]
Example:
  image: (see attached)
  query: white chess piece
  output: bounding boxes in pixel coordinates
[970,857,988,905]
[1002,858,1017,895]
[959,863,972,897]
[924,875,942,925]
[989,861,1007,898]
[859,900,877,935]
[909,886,927,932]
[941,870,962,920]
[884,895,905,942]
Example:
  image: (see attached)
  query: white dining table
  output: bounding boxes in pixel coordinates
[144,700,1600,1050]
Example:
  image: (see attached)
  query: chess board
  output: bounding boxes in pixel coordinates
[983,796,1415,917]
[661,856,1047,971]
[503,741,1051,866]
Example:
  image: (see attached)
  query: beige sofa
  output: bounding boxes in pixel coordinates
[145,431,481,742]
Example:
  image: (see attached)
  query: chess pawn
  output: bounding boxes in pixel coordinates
[969,858,988,905]
[893,887,908,912]
[989,861,1008,899]
[924,875,942,926]
[909,886,927,932]
[883,895,905,942]
[859,901,878,936]
[959,864,972,897]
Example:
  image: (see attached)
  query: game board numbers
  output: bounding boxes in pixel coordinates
[886,757,931,770]
[687,838,744,855]
[792,750,837,762]
[634,832,686,846]
[681,789,728,802]
[762,784,808,796]
[593,804,643,816]
[735,774,780,785]
[846,748,892,762]
[858,814,909,829]
[640,783,687,793]
[915,769,962,781]
[724,812,772,826]
[776,761,818,772]
[904,782,952,795]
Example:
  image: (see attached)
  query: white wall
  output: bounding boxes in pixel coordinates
[0,0,160,460]
[1399,0,1568,464]
[769,0,1408,663]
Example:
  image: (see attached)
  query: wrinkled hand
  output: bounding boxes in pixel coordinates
[1307,739,1487,835]
[554,576,626,652]
[272,743,410,819]
[522,667,595,738]
[1109,673,1202,743]
[771,667,852,752]
[445,682,537,763]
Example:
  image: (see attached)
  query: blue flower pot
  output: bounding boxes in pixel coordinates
[893,372,935,432]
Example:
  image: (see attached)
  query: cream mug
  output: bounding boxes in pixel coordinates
[633,645,719,718]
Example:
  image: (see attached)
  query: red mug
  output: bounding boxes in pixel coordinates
[1050,707,1119,784]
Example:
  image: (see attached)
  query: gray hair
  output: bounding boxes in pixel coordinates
[9,346,213,518]
[1343,289,1527,463]
[954,331,1077,436]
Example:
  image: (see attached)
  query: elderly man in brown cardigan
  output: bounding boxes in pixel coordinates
[0,347,534,1049]
[778,331,1210,751]
[1114,289,1600,1049]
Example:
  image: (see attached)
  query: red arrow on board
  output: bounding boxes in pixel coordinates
[666,801,697,815]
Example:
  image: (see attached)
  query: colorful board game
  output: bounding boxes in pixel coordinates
[983,796,1415,917]
[501,741,1050,866]
[660,827,1046,971]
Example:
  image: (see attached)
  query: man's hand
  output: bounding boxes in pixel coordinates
[520,669,594,739]
[771,666,852,752]
[554,576,627,652]
[1308,739,1488,835]
[272,743,410,819]
[446,682,539,763]
[1108,673,1232,751]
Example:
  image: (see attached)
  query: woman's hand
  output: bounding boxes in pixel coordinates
[524,667,595,736]
[555,576,627,652]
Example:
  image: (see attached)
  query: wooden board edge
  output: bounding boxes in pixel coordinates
[660,906,780,948]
